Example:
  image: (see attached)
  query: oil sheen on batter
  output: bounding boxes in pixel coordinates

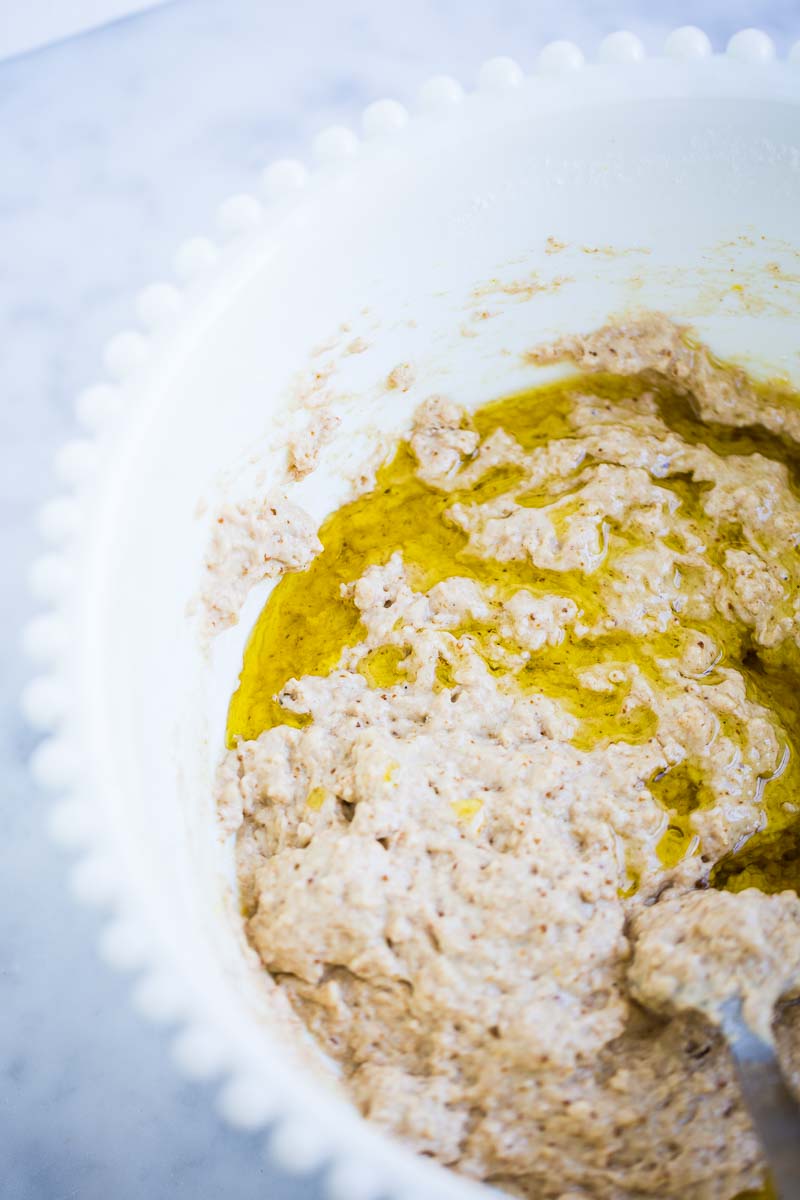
[218,315,800,1200]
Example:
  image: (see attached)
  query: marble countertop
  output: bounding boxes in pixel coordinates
[2,2,798,1197]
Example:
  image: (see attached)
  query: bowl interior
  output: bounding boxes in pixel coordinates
[82,71,800,1193]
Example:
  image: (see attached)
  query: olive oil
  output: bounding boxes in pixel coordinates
[732,1177,777,1200]
[227,368,800,894]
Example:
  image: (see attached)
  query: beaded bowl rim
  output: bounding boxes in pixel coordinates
[23,26,800,1200]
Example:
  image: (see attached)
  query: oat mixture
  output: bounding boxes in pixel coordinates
[628,888,800,1043]
[215,315,800,1199]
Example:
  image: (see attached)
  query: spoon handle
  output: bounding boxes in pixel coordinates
[722,1002,800,1199]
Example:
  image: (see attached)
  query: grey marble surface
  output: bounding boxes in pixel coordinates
[2,2,799,1197]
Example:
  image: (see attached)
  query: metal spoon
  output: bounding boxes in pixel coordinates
[720,997,800,1198]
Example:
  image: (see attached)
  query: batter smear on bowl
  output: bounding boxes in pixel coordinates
[216,315,800,1200]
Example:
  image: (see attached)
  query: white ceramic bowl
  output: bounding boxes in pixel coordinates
[26,29,800,1200]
